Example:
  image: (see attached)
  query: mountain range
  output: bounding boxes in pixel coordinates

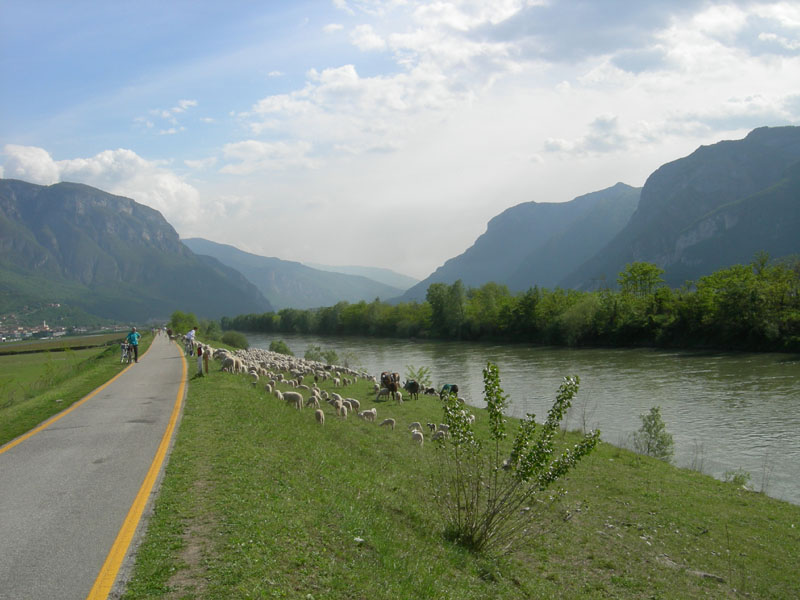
[400,125,800,299]
[0,180,272,322]
[561,126,800,288]
[182,238,410,310]
[1,126,798,325]
[398,182,641,302]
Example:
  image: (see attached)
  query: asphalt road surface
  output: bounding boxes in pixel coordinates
[0,334,186,600]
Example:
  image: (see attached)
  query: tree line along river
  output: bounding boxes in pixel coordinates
[246,332,800,506]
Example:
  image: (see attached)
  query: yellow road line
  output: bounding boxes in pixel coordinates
[86,340,187,599]
[0,341,154,457]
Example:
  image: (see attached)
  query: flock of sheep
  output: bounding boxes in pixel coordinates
[196,343,456,447]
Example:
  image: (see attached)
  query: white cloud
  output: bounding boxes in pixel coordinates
[173,99,198,113]
[350,24,387,51]
[220,140,316,174]
[323,23,344,33]
[2,145,61,184]
[1,145,207,229]
[184,157,218,170]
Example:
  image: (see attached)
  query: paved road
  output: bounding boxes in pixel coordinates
[0,335,186,600]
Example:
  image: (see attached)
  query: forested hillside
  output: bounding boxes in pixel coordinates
[0,179,273,321]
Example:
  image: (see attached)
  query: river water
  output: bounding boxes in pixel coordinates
[246,332,800,505]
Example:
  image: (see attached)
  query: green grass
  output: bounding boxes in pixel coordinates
[123,364,800,599]
[0,332,126,355]
[0,333,153,446]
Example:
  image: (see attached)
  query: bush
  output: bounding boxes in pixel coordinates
[431,362,600,554]
[269,340,293,356]
[404,364,432,388]
[632,406,674,462]
[221,331,249,349]
[304,344,339,365]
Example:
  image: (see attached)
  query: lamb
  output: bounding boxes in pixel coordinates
[408,422,422,431]
[379,418,396,430]
[305,396,320,409]
[359,408,377,422]
[220,356,236,372]
[394,391,403,404]
[375,388,390,402]
[264,383,273,394]
[315,409,325,425]
[437,424,450,433]
[346,398,360,413]
[283,391,303,410]
[274,389,283,402]
[431,430,446,441]
[426,423,436,432]
[339,404,348,419]
[411,429,424,446]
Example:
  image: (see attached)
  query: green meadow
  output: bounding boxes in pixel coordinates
[0,333,152,446]
[121,359,800,599]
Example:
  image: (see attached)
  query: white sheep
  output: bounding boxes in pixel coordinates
[274,389,283,402]
[359,408,377,422]
[375,388,390,402]
[305,396,320,409]
[315,409,325,425]
[408,422,422,431]
[264,383,273,394]
[283,391,303,410]
[346,398,360,413]
[379,418,396,430]
[339,404,348,419]
[411,429,424,446]
[431,430,446,441]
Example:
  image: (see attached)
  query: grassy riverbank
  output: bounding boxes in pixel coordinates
[0,333,153,447]
[124,363,800,599]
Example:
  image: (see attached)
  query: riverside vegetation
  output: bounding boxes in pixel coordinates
[119,350,800,599]
[223,255,800,353]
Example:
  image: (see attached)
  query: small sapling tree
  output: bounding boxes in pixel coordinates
[431,362,600,554]
[404,364,432,388]
[632,406,674,462]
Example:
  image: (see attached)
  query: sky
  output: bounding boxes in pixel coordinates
[1,1,799,280]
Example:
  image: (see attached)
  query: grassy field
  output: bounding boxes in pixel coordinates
[0,332,127,355]
[0,333,153,447]
[122,360,800,599]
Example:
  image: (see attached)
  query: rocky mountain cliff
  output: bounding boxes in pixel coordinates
[182,238,406,310]
[560,126,800,288]
[397,183,641,302]
[0,179,273,321]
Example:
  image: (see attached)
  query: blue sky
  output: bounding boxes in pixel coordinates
[2,1,799,279]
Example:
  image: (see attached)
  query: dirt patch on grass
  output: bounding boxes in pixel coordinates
[164,480,215,599]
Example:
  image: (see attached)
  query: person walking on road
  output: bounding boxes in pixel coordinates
[126,326,141,363]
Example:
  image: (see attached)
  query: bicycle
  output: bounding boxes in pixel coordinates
[120,342,132,364]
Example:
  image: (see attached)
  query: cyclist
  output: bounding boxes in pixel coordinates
[126,327,141,363]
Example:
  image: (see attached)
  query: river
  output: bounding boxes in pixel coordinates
[246,332,800,505]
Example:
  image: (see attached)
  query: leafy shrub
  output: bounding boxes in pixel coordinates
[269,339,293,356]
[404,364,432,388]
[632,406,674,462]
[431,362,600,554]
[304,344,339,365]
[221,331,249,349]
[723,468,751,488]
[169,310,198,335]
